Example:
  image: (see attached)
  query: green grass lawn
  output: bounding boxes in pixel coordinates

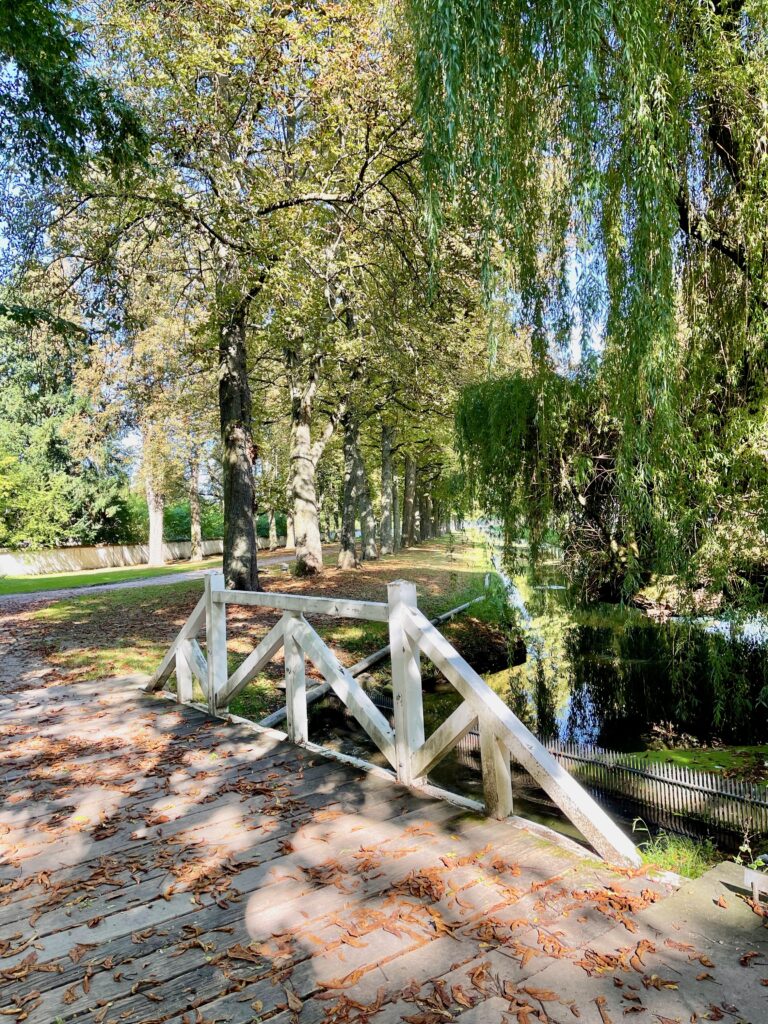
[631,744,768,780]
[0,556,223,596]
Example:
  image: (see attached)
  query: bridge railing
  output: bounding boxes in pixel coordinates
[146,572,640,866]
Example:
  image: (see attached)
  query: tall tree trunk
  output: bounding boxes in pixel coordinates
[416,488,427,542]
[354,442,377,561]
[392,474,401,553]
[425,492,435,541]
[284,349,345,574]
[268,509,278,550]
[380,425,394,555]
[286,514,295,550]
[218,301,259,590]
[188,455,203,562]
[146,479,165,567]
[338,413,359,569]
[402,455,416,547]
[289,407,324,575]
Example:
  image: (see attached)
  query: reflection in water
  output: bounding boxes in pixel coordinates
[498,561,768,750]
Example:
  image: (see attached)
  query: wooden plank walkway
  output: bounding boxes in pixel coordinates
[1,677,765,1023]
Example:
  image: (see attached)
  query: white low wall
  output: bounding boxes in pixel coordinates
[0,537,287,576]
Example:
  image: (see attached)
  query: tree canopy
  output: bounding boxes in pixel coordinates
[411,0,768,602]
[0,0,146,179]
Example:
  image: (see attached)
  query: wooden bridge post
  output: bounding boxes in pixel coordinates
[176,639,194,704]
[479,716,513,818]
[284,613,308,744]
[205,572,228,715]
[387,580,425,785]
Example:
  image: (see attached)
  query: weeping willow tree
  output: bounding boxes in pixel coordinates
[410,0,768,603]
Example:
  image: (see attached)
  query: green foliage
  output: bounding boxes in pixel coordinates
[0,320,132,549]
[458,355,768,603]
[256,512,286,540]
[119,496,225,544]
[633,821,718,879]
[0,0,146,179]
[413,0,768,604]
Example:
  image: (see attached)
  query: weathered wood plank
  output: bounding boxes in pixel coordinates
[411,700,478,778]
[387,579,425,785]
[0,667,681,1024]
[284,613,308,744]
[479,712,513,819]
[214,589,389,621]
[185,637,208,687]
[204,571,228,713]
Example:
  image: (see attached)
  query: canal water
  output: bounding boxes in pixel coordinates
[308,553,768,847]
[498,559,768,751]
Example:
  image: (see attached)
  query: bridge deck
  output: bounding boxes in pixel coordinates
[0,677,763,1023]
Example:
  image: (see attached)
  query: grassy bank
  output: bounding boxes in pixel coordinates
[630,744,768,782]
[0,555,224,595]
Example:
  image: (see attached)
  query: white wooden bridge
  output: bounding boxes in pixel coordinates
[148,573,639,866]
[5,576,768,1024]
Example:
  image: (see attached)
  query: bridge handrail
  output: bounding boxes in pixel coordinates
[145,571,640,866]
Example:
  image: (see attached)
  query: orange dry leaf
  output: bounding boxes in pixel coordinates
[451,984,474,1008]
[595,995,614,1024]
[522,986,560,1001]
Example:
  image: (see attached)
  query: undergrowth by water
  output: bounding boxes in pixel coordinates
[633,820,718,879]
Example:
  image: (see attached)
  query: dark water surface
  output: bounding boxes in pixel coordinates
[507,563,768,750]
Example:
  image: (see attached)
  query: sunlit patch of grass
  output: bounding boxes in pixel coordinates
[230,678,285,722]
[0,557,223,595]
[46,643,164,679]
[630,745,768,781]
[318,621,388,658]
[31,579,204,623]
[633,821,719,878]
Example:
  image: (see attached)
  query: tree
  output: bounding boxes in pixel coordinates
[0,0,145,180]
[411,0,768,600]
[73,268,218,568]
[0,296,131,549]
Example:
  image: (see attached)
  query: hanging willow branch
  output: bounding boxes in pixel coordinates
[410,0,768,600]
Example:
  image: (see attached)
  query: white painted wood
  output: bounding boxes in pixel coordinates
[256,593,486,729]
[284,613,308,745]
[292,618,396,768]
[745,866,768,901]
[205,572,229,716]
[214,589,389,621]
[176,638,194,704]
[411,700,478,778]
[186,639,208,687]
[387,580,425,785]
[402,605,641,866]
[479,713,513,819]
[145,595,206,691]
[216,615,287,708]
[409,780,485,814]
[300,740,397,784]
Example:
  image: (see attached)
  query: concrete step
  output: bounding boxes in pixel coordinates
[499,860,768,1023]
